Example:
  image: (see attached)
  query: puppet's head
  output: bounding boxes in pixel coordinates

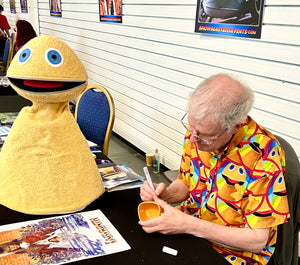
[8,35,87,103]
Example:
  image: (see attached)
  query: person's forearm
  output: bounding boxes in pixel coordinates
[5,29,9,36]
[160,179,189,204]
[184,215,269,253]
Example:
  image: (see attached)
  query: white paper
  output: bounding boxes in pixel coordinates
[0,125,10,137]
[87,140,98,147]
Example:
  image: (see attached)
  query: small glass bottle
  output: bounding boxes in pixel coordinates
[153,149,160,173]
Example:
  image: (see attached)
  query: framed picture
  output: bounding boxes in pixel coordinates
[10,0,16,14]
[99,0,122,23]
[20,0,28,13]
[49,0,62,17]
[195,0,265,39]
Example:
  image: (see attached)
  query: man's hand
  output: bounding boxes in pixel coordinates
[140,181,167,201]
[138,196,190,234]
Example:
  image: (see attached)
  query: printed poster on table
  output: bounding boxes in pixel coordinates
[49,0,62,17]
[0,210,130,265]
[195,0,265,39]
[99,0,122,23]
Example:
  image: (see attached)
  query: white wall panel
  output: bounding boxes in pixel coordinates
[264,7,300,25]
[4,1,300,169]
[122,5,195,19]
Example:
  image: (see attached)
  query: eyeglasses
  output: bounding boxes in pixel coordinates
[180,113,227,145]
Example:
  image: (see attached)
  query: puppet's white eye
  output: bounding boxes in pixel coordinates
[18,47,33,65]
[45,48,63,67]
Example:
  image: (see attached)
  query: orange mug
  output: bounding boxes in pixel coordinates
[138,201,163,221]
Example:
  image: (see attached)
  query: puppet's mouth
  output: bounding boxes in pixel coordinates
[222,174,244,186]
[274,190,286,197]
[253,210,273,217]
[8,78,85,93]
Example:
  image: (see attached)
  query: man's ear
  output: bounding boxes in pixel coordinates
[232,122,244,134]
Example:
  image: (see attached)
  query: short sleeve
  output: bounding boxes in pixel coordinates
[2,17,10,30]
[242,140,290,229]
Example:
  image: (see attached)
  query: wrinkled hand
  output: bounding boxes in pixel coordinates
[140,181,166,201]
[138,196,188,235]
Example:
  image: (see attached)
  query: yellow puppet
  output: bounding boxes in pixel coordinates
[0,35,104,214]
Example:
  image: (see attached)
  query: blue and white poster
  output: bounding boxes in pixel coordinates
[0,210,130,264]
[195,0,264,39]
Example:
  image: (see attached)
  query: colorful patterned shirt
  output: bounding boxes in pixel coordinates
[178,116,290,265]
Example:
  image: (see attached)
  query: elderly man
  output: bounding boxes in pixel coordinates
[139,73,290,265]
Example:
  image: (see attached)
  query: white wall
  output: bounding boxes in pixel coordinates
[3,0,39,34]
[3,0,300,170]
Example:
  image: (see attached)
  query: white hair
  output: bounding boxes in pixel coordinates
[188,73,254,130]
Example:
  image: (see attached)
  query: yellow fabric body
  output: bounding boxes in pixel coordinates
[0,103,104,214]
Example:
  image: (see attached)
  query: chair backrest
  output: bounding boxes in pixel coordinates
[10,32,15,52]
[75,84,115,156]
[10,33,15,46]
[270,135,300,265]
[6,35,15,69]
[2,38,12,68]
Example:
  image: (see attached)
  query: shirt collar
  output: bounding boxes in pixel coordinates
[211,116,253,158]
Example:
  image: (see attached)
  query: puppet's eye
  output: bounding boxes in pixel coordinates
[229,164,235,171]
[18,47,33,65]
[45,48,63,67]
[239,167,244,175]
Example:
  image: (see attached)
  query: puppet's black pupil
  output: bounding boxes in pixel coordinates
[52,55,57,60]
[22,53,27,58]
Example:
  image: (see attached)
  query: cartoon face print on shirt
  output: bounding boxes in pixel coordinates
[216,160,248,202]
[267,171,288,214]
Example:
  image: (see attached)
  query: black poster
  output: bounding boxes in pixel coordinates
[195,0,265,39]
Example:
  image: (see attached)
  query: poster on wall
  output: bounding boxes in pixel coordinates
[49,0,62,17]
[99,0,122,23]
[194,0,265,39]
[20,0,28,13]
[10,0,16,13]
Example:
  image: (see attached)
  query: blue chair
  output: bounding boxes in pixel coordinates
[0,37,13,74]
[10,32,15,52]
[75,84,115,156]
